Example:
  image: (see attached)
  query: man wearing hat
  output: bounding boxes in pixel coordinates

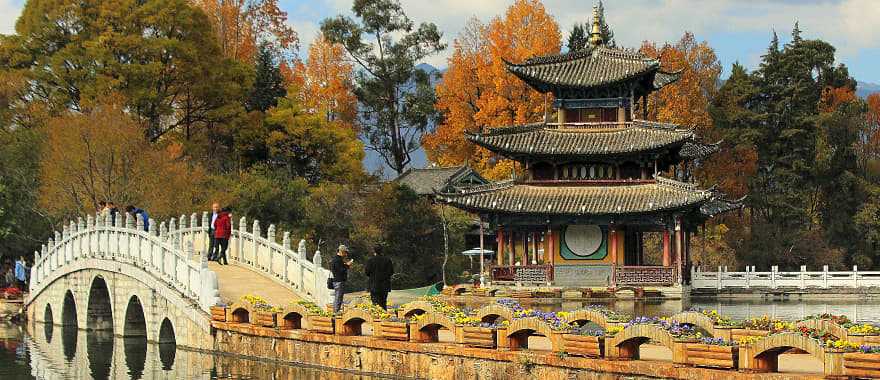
[330,244,353,313]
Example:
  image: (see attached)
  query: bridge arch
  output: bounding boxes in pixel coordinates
[505,317,557,351]
[159,318,176,344]
[398,301,433,319]
[670,312,716,336]
[410,312,459,343]
[567,310,615,330]
[475,305,514,324]
[279,303,311,330]
[605,324,676,360]
[336,308,374,336]
[123,295,147,337]
[44,303,54,325]
[740,333,828,372]
[61,290,77,327]
[86,275,114,331]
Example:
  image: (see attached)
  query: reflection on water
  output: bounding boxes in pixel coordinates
[0,322,391,379]
[454,297,880,323]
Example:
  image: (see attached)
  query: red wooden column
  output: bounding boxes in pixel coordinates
[662,230,671,267]
[497,228,505,266]
[610,227,618,286]
[547,227,555,266]
[508,231,514,266]
[675,218,683,285]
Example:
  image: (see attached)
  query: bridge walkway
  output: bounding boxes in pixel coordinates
[209,262,301,307]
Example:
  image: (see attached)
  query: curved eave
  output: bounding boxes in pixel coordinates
[699,195,747,218]
[437,178,714,217]
[653,69,684,90]
[466,126,695,161]
[679,140,723,161]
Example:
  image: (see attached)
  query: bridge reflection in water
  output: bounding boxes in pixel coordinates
[22,322,384,380]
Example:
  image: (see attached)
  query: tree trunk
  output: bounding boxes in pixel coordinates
[440,205,449,286]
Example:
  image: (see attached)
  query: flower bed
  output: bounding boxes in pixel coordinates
[684,338,738,369]
[210,306,227,322]
[843,346,880,378]
[624,316,700,340]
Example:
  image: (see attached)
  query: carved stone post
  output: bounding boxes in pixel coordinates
[252,220,261,269]
[282,232,291,283]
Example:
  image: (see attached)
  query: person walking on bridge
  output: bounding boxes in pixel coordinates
[208,203,220,261]
[125,205,150,232]
[212,207,231,265]
[330,245,352,313]
[365,245,393,310]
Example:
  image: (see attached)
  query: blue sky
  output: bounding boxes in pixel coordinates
[276,0,880,84]
[1,0,877,82]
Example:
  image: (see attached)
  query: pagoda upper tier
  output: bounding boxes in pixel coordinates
[503,45,681,100]
[466,120,719,164]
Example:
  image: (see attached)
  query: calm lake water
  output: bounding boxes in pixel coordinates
[0,322,387,380]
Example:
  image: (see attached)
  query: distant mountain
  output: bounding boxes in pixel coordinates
[858,81,880,98]
[362,63,443,179]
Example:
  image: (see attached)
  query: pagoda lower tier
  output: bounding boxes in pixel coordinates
[438,177,743,288]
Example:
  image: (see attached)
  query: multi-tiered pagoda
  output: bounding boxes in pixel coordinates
[440,7,742,289]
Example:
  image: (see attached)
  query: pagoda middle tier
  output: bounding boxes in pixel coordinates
[467,120,720,166]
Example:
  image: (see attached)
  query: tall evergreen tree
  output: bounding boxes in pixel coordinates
[567,23,586,52]
[566,2,615,52]
[247,43,287,112]
[321,0,445,175]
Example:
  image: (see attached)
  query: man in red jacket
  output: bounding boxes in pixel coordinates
[212,207,232,265]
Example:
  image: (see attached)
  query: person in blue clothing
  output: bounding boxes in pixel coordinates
[125,205,150,232]
[14,256,28,291]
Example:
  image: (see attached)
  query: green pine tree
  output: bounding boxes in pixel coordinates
[247,43,287,112]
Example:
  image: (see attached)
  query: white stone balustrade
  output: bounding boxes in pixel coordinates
[164,212,333,307]
[691,265,880,290]
[29,213,221,313]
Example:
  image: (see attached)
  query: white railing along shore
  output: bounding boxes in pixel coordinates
[691,265,880,290]
[28,213,221,313]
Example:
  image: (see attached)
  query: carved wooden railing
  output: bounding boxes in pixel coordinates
[491,265,554,284]
[614,266,676,287]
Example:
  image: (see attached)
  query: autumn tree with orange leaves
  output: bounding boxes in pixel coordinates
[291,34,358,130]
[192,0,298,62]
[423,0,561,179]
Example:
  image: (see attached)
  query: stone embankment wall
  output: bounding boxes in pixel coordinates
[211,321,824,380]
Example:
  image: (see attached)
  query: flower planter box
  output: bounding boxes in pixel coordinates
[254,311,276,327]
[460,326,497,348]
[534,290,561,298]
[378,321,409,341]
[684,343,738,369]
[730,328,769,343]
[847,334,880,346]
[560,334,603,358]
[843,352,880,378]
[509,290,533,298]
[308,316,335,334]
[471,288,489,297]
[712,326,735,341]
[210,306,227,322]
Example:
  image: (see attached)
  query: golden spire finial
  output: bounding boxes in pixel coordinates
[589,4,604,46]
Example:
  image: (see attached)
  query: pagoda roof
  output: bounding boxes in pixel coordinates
[438,177,714,216]
[699,195,746,218]
[466,120,694,159]
[503,46,681,92]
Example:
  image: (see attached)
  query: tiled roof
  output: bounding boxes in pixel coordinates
[395,166,486,195]
[438,177,714,216]
[679,141,722,160]
[653,70,682,89]
[504,46,665,91]
[466,120,694,158]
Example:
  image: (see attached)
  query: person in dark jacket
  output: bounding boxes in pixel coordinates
[212,207,232,265]
[207,203,220,261]
[330,245,352,313]
[364,245,394,310]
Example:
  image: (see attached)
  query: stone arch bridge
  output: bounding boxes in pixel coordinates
[25,212,332,349]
